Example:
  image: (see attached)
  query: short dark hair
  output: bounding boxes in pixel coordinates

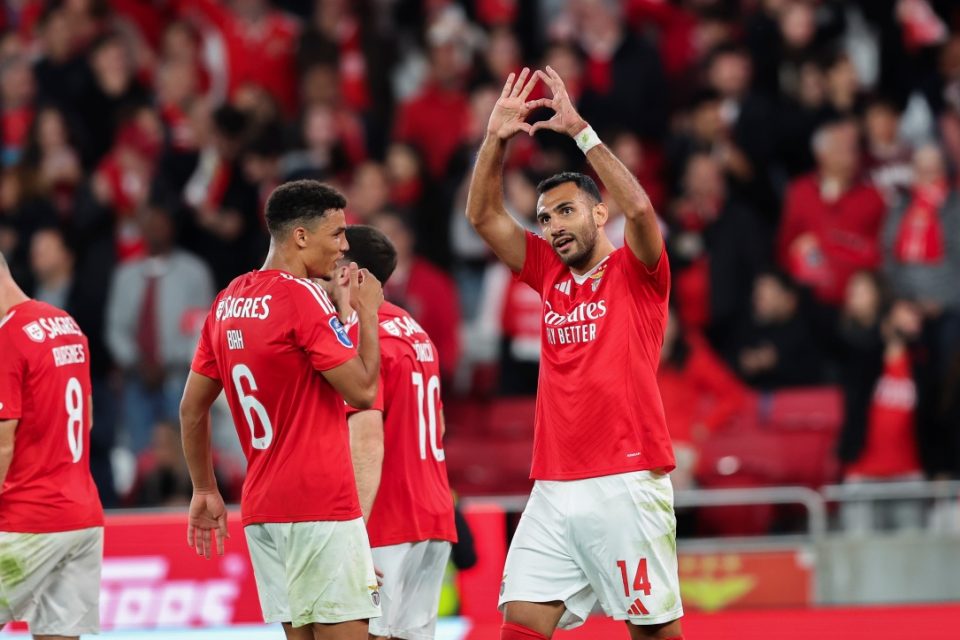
[344,225,398,284]
[264,180,347,237]
[536,172,602,204]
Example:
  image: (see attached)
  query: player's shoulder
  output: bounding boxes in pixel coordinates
[527,232,566,271]
[272,272,338,315]
[0,300,84,348]
[378,302,424,339]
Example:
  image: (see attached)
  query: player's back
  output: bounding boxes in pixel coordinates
[192,269,361,525]
[0,300,103,533]
[363,302,456,547]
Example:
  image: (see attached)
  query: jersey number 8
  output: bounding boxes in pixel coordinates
[65,376,83,463]
[231,364,274,449]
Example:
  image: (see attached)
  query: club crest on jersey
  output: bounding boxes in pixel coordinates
[329,317,353,348]
[22,321,45,342]
[589,265,607,292]
[381,319,402,337]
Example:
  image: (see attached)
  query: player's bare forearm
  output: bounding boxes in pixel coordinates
[584,140,663,266]
[348,410,384,522]
[0,419,16,491]
[180,371,223,493]
[466,134,507,226]
[465,135,526,272]
[354,307,381,407]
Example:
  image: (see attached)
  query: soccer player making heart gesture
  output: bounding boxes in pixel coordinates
[465,67,684,640]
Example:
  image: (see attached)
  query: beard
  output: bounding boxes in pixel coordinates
[555,225,599,270]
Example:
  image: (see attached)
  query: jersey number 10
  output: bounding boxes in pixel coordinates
[411,372,444,462]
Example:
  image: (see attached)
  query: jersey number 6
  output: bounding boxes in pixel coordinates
[231,364,274,449]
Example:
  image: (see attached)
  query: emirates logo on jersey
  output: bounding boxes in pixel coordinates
[22,322,45,343]
[543,300,608,327]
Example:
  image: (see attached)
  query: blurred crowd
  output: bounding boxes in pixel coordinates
[2,0,960,510]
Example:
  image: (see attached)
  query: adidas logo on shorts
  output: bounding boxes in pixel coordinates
[627,597,649,616]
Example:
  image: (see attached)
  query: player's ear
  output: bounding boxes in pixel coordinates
[592,202,608,227]
[293,225,309,248]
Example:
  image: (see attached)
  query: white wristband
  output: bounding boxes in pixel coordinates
[574,125,602,154]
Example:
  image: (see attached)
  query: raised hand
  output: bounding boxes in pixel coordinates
[526,66,588,138]
[487,67,540,140]
[187,490,229,559]
[349,262,383,313]
[327,265,352,318]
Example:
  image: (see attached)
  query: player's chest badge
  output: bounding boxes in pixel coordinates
[588,264,607,292]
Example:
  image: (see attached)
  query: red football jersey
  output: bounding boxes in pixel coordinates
[346,302,457,547]
[0,300,104,532]
[192,270,361,526]
[517,232,676,480]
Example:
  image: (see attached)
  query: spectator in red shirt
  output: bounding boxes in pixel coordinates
[373,211,462,385]
[778,118,887,306]
[836,274,930,530]
[180,0,300,116]
[392,21,471,180]
[659,307,750,491]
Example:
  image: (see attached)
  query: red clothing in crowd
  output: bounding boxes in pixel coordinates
[383,257,462,382]
[658,335,749,445]
[501,276,542,345]
[627,0,699,79]
[393,82,470,179]
[179,0,299,116]
[778,174,886,305]
[845,350,922,478]
[2,107,33,161]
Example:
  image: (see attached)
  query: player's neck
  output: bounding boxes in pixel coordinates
[0,278,29,317]
[568,236,615,277]
[261,246,307,279]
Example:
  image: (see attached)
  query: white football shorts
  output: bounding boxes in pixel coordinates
[0,526,103,636]
[369,540,452,640]
[244,518,381,627]
[499,470,683,629]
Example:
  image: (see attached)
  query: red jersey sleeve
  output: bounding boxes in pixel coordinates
[191,304,221,381]
[622,242,670,302]
[0,332,25,419]
[289,282,357,372]
[516,231,555,295]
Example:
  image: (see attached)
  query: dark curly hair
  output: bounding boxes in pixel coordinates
[264,180,347,238]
